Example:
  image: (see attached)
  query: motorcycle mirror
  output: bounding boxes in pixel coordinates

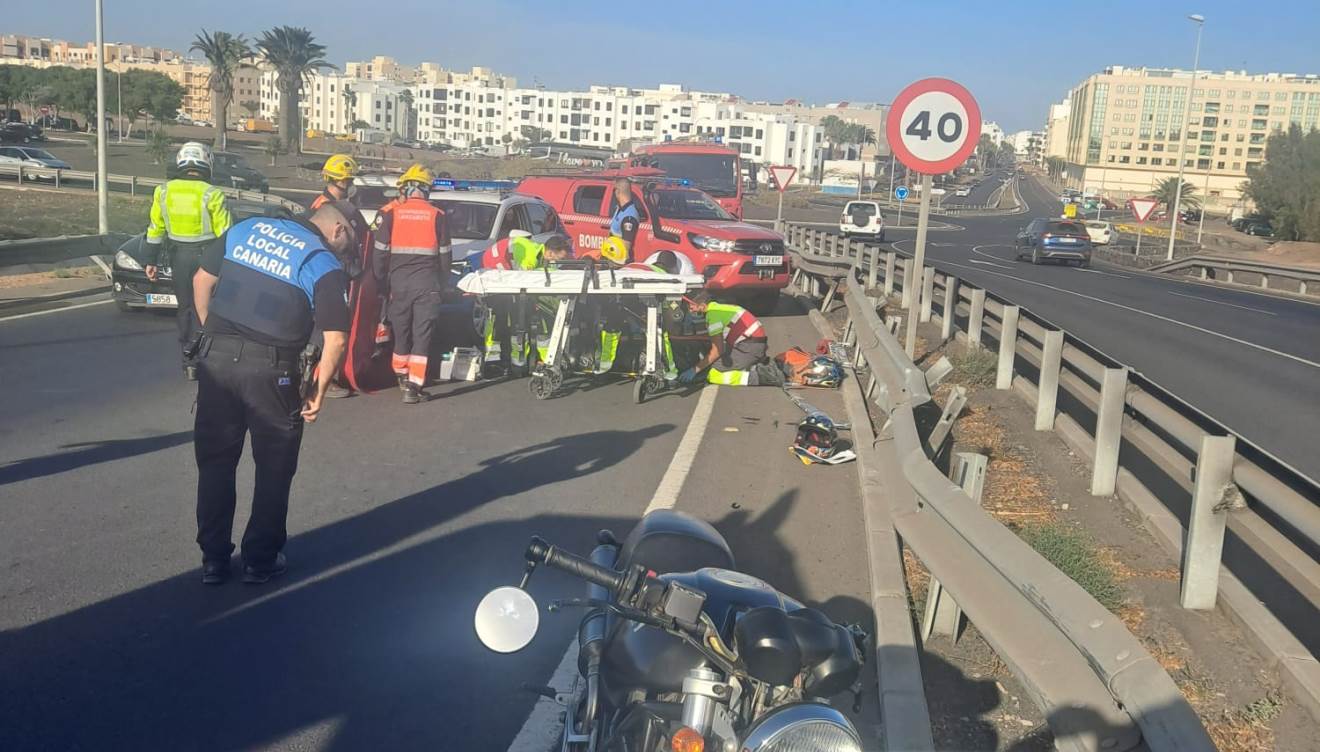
[474,586,540,653]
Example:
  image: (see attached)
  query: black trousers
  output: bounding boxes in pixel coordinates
[170,243,205,367]
[388,276,442,385]
[194,338,304,568]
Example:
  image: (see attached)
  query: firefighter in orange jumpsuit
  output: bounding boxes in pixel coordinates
[372,165,450,404]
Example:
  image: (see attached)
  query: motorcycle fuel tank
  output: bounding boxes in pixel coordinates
[602,568,799,698]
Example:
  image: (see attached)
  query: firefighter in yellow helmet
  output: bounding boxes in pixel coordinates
[314,153,372,398]
[144,141,232,380]
[372,164,450,404]
[315,154,358,208]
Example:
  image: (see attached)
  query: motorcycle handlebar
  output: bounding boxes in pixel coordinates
[526,536,626,594]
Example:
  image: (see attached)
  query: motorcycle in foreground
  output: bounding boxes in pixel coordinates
[474,509,869,752]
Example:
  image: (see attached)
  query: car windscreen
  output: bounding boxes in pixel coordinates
[651,189,735,221]
[1046,221,1087,235]
[353,186,398,211]
[1085,221,1109,229]
[647,153,738,198]
[845,203,878,217]
[431,199,499,240]
[23,149,57,160]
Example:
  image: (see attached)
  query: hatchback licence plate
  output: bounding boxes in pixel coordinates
[145,293,177,306]
[754,255,783,266]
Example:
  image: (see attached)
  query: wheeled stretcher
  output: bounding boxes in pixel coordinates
[457,263,705,401]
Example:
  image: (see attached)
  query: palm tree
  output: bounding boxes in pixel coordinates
[398,88,414,140]
[818,114,844,160]
[190,30,251,150]
[976,134,996,171]
[1151,177,1200,210]
[256,26,330,153]
[239,99,260,119]
[341,87,357,133]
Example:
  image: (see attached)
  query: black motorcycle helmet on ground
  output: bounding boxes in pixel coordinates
[794,413,838,459]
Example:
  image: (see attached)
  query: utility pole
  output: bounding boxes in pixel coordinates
[887,152,895,204]
[1197,166,1211,244]
[116,67,122,143]
[1167,14,1205,260]
[94,0,109,234]
[904,172,933,358]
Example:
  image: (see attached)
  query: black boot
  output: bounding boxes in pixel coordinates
[402,382,422,404]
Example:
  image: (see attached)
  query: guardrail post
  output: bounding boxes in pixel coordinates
[1302,280,1310,295]
[919,267,935,323]
[1035,330,1065,431]
[1225,269,1235,284]
[867,246,879,290]
[1180,434,1238,610]
[54,169,61,189]
[1090,367,1130,496]
[130,175,137,196]
[968,289,986,347]
[900,258,914,308]
[17,165,23,185]
[995,305,1020,389]
[884,251,896,296]
[941,277,959,341]
[922,452,989,640]
[1199,266,1209,280]
[1259,274,1269,290]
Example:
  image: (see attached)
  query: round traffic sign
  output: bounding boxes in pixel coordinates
[895,185,909,201]
[886,78,982,175]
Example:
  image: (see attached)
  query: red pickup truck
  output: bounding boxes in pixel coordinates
[517,169,789,310]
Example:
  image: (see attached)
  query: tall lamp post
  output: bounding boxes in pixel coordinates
[94,0,108,234]
[1167,13,1205,260]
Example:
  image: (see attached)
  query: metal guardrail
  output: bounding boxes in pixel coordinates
[1149,253,1320,298]
[783,221,1320,748]
[0,163,301,210]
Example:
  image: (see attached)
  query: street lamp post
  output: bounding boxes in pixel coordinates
[94,0,108,234]
[1167,14,1205,260]
[1197,166,1211,244]
[116,66,122,143]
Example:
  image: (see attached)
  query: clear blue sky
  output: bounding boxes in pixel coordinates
[8,0,1320,131]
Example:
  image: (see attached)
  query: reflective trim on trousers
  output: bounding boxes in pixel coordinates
[407,355,428,387]
[392,353,410,375]
[707,368,752,386]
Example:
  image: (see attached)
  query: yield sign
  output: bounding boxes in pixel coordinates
[1129,197,1159,222]
[769,165,797,193]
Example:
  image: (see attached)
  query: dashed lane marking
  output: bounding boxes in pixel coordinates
[1169,290,1277,316]
[0,297,113,322]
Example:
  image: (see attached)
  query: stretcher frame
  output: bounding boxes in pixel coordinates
[457,264,704,401]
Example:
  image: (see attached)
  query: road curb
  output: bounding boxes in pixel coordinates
[0,283,111,312]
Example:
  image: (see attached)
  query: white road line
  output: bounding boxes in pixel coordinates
[506,385,720,752]
[1077,268,1132,279]
[0,297,112,322]
[968,259,1012,269]
[1169,290,1277,316]
[936,259,1320,370]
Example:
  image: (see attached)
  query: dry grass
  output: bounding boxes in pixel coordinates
[0,187,150,240]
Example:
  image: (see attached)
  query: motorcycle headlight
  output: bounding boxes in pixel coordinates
[740,704,863,752]
[114,249,142,271]
[688,233,736,253]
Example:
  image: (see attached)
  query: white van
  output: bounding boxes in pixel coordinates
[839,200,886,241]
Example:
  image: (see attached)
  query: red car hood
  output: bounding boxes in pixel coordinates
[680,220,782,239]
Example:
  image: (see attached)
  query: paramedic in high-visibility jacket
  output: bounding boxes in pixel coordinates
[480,232,572,372]
[678,290,784,387]
[144,141,232,380]
[371,165,450,404]
[190,203,356,585]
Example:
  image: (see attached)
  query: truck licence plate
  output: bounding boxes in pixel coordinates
[754,255,783,266]
[145,294,177,306]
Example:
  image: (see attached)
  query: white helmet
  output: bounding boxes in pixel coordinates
[176,141,212,172]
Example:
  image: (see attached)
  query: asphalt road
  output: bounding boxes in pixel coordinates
[871,175,1320,478]
[0,293,877,751]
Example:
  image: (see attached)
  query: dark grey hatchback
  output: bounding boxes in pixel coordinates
[1014,218,1092,267]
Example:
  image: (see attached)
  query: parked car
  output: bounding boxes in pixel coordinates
[1244,222,1274,238]
[518,170,789,311]
[1230,214,1264,231]
[1083,220,1113,245]
[0,122,44,144]
[209,151,269,193]
[111,200,303,312]
[1014,218,1093,266]
[838,200,885,241]
[0,145,71,176]
[954,186,972,198]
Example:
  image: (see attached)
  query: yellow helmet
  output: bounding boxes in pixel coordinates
[599,236,629,265]
[398,164,434,188]
[322,154,359,182]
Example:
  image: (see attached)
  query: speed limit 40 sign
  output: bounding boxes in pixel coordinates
[886,78,982,175]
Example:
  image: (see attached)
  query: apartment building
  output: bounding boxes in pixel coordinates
[1043,99,1071,161]
[1060,65,1320,207]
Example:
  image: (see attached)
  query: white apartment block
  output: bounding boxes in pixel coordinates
[1043,99,1071,161]
[1059,65,1320,207]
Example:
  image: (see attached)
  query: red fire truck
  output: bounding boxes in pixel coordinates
[619,141,744,219]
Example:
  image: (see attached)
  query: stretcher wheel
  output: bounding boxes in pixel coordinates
[633,377,647,404]
[529,373,554,400]
[634,375,662,404]
[545,368,564,391]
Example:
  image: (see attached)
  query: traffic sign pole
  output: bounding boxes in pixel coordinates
[776,189,784,227]
[905,173,933,357]
[897,199,903,228]
[1136,220,1144,257]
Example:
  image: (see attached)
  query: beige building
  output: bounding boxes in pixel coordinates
[1043,99,1070,161]
[1060,65,1320,209]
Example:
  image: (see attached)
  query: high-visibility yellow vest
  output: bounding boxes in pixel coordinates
[146,178,232,245]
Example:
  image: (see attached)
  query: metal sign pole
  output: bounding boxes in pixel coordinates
[776,188,784,227]
[904,172,933,357]
[897,198,904,228]
[1135,219,1144,257]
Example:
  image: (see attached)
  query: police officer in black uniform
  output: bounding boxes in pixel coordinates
[190,204,357,585]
